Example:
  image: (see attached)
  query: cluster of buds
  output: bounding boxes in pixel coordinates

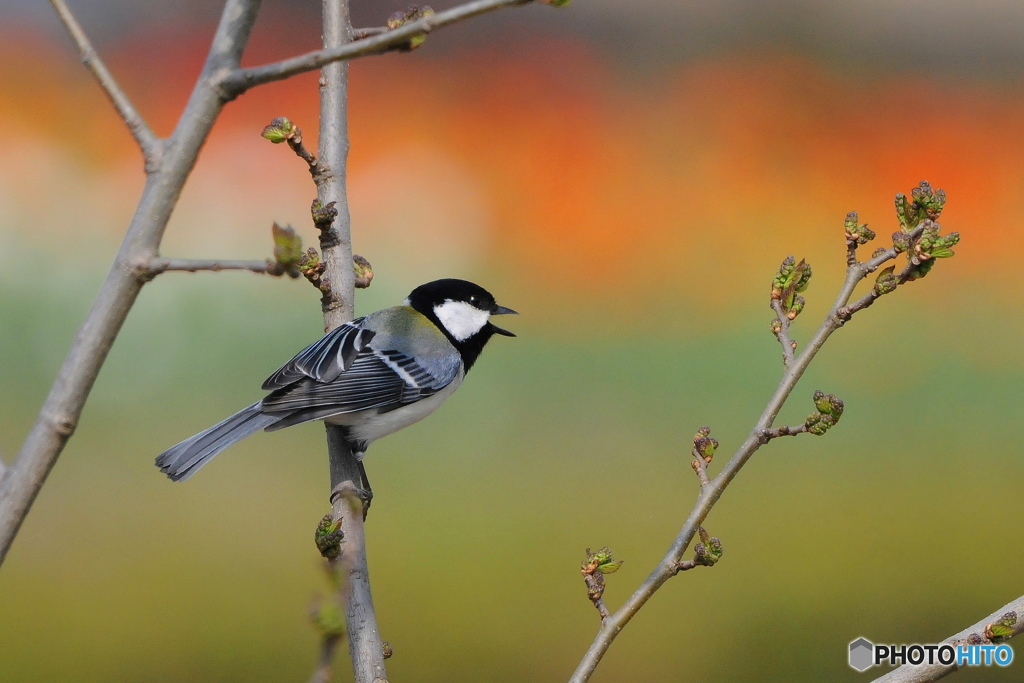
[844,211,876,246]
[314,514,345,560]
[693,527,724,567]
[297,248,324,288]
[804,391,844,436]
[261,116,300,144]
[895,180,946,231]
[691,425,717,468]
[387,6,435,50]
[891,218,960,281]
[311,199,338,232]
[915,220,960,260]
[888,182,959,282]
[771,256,812,319]
[581,546,623,611]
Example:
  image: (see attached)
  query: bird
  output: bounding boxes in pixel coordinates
[155,278,516,487]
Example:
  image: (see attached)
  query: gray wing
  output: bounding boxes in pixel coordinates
[258,309,462,429]
[262,349,451,414]
[261,317,374,390]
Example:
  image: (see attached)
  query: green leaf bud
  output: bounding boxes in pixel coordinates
[892,231,910,253]
[873,265,898,296]
[261,116,296,143]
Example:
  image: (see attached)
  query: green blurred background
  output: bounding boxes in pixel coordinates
[2,1,1023,681]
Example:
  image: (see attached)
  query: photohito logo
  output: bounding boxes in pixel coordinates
[848,637,1014,672]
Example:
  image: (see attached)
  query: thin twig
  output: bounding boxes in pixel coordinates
[690,455,711,488]
[568,226,926,683]
[353,27,387,39]
[0,0,263,567]
[761,424,807,439]
[770,299,796,366]
[222,0,533,96]
[48,0,162,168]
[309,628,343,683]
[147,257,276,275]
[871,595,1024,682]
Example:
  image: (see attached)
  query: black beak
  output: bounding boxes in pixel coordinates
[490,304,518,337]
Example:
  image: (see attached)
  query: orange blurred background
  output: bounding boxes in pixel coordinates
[1,1,1022,681]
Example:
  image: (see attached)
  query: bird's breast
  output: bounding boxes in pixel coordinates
[326,370,465,447]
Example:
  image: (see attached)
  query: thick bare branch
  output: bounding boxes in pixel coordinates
[49,0,162,167]
[0,0,264,567]
[871,596,1024,682]
[223,0,532,95]
[569,223,930,683]
[309,2,387,682]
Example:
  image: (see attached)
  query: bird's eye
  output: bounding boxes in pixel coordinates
[469,296,478,305]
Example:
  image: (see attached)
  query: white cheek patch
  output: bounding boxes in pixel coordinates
[433,300,490,341]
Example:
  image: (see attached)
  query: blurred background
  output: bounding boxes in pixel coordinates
[2,1,1023,681]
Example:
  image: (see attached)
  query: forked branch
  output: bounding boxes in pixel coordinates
[222,0,534,95]
[569,182,960,683]
[49,0,161,166]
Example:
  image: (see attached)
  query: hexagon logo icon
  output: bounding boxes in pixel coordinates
[849,637,874,672]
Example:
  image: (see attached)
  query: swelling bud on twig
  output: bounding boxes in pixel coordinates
[902,219,959,281]
[771,256,811,319]
[844,211,876,246]
[694,526,724,567]
[804,391,844,436]
[913,220,960,262]
[872,266,898,296]
[353,254,374,289]
[984,612,1018,642]
[692,426,718,463]
[895,180,947,231]
[311,199,338,231]
[581,547,622,618]
[271,222,304,277]
[314,514,345,559]
[675,526,724,572]
[262,116,317,169]
[387,6,435,50]
[261,116,297,143]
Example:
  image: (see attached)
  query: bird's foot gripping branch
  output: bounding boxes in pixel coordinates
[569,181,960,683]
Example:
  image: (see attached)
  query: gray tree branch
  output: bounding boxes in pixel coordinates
[310,1,388,681]
[222,0,533,96]
[48,0,162,167]
[0,0,264,566]
[871,595,1024,682]
[568,225,927,683]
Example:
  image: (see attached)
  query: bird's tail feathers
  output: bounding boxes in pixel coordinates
[155,402,281,482]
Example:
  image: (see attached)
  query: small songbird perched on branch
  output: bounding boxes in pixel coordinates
[155,279,516,488]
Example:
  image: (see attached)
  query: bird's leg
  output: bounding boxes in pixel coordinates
[357,460,373,504]
[330,459,373,520]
